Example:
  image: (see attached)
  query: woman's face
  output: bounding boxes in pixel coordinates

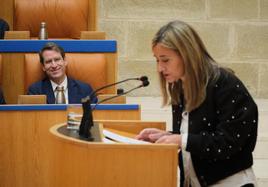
[153,43,185,83]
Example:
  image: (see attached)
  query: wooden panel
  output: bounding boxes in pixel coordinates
[99,120,166,134]
[88,0,97,30]
[0,109,175,187]
[1,53,25,103]
[94,110,141,120]
[106,52,118,94]
[0,0,13,30]
[0,110,67,187]
[0,106,141,187]
[48,123,177,187]
[17,95,47,104]
[98,94,126,104]
[80,31,106,39]
[4,31,30,39]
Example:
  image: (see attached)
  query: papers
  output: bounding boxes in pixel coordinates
[103,129,151,144]
[102,137,116,143]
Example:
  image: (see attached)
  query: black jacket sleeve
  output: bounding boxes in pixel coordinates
[186,72,258,160]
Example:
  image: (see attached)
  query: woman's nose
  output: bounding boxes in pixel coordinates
[157,63,164,72]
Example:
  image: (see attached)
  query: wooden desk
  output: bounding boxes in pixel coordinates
[48,124,177,187]
[0,104,141,186]
[0,104,175,187]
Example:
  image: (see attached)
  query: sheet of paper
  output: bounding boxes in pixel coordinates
[102,137,115,143]
[103,129,151,144]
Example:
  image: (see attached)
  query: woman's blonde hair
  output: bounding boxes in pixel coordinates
[152,20,220,111]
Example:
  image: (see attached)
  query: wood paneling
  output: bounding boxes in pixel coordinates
[88,0,97,30]
[0,110,67,187]
[48,123,177,187]
[0,0,13,30]
[0,106,143,186]
[2,53,25,103]
[99,119,166,134]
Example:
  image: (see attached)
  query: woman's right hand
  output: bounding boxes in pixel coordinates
[135,128,171,143]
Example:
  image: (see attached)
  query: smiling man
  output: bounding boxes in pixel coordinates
[28,42,97,104]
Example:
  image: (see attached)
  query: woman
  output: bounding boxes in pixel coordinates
[136,20,258,187]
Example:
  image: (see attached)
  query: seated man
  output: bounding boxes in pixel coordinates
[28,42,97,104]
[0,87,6,104]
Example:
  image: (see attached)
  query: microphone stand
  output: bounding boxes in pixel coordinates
[78,76,149,141]
[92,80,150,110]
[79,96,94,141]
[89,78,139,100]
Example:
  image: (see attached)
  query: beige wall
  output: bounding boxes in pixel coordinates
[98,0,268,98]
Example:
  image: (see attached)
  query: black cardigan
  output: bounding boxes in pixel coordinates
[172,68,258,187]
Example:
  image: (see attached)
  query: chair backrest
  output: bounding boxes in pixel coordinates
[14,0,97,38]
[24,53,110,94]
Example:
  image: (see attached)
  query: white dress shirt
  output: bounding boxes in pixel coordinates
[180,111,257,187]
[50,76,69,104]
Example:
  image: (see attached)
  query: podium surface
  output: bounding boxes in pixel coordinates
[49,123,178,187]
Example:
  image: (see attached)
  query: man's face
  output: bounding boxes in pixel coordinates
[41,50,67,82]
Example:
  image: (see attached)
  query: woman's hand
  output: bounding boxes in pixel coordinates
[155,134,182,147]
[135,128,171,143]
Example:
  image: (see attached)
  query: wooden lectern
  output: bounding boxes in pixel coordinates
[49,123,178,187]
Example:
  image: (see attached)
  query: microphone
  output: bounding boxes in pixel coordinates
[140,76,148,82]
[89,76,148,99]
[93,79,150,107]
[79,76,149,141]
[142,80,149,87]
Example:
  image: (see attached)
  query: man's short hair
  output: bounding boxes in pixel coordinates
[39,42,65,64]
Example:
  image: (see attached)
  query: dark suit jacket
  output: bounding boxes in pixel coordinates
[172,68,258,187]
[0,88,6,104]
[28,77,97,104]
[0,18,9,39]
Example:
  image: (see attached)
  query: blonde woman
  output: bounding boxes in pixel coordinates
[136,20,258,187]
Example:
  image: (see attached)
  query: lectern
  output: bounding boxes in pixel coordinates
[49,123,178,187]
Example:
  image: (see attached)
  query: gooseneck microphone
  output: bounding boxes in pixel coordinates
[89,76,148,100]
[140,76,148,82]
[92,79,150,108]
[79,76,149,141]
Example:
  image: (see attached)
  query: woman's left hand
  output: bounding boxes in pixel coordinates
[155,134,182,147]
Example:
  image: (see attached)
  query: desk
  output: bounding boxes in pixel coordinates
[0,40,117,103]
[0,104,173,187]
[48,123,177,187]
